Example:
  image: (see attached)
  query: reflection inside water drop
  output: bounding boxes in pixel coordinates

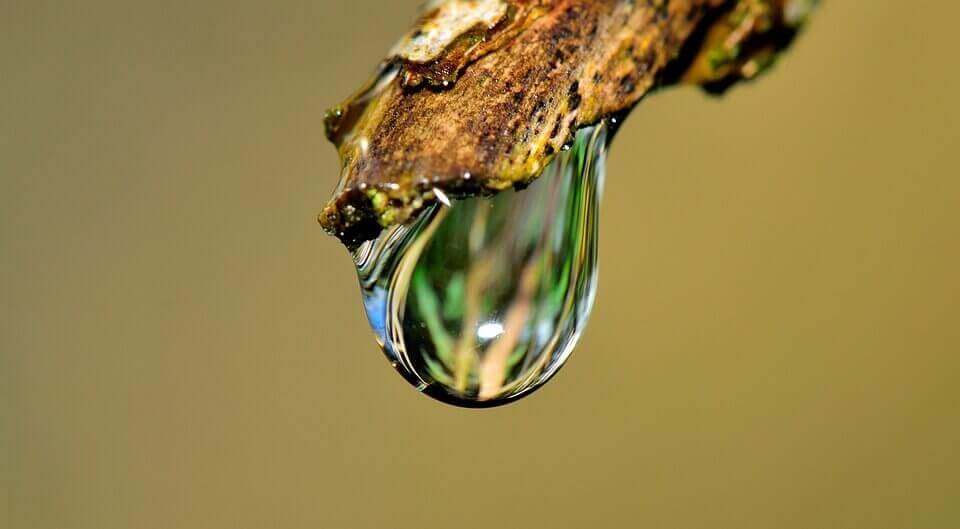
[353,123,608,407]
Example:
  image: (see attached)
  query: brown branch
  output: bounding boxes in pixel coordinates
[319,0,818,248]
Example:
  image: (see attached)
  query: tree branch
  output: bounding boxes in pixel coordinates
[319,0,819,247]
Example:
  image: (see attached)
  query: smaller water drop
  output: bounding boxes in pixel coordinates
[353,123,609,407]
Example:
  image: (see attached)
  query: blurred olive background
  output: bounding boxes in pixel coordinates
[2,1,959,528]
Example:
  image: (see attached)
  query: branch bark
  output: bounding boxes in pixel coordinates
[320,0,818,247]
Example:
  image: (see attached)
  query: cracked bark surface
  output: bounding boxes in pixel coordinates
[320,0,818,248]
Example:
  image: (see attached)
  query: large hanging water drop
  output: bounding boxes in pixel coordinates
[353,123,608,407]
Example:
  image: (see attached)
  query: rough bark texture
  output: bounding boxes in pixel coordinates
[320,0,818,248]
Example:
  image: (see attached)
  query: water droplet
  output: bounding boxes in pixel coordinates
[352,123,608,407]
